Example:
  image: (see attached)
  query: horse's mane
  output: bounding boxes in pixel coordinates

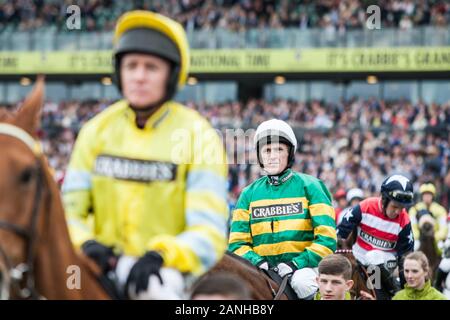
[225,251,259,270]
[218,251,296,300]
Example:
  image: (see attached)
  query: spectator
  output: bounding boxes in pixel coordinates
[190,272,252,300]
[315,254,354,300]
[393,251,447,300]
[0,0,448,32]
[2,96,449,223]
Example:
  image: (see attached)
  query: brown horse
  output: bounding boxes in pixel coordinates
[418,215,441,281]
[206,252,290,300]
[0,76,109,299]
[209,250,376,300]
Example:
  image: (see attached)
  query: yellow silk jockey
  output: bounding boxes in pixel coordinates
[409,183,448,246]
[62,11,228,298]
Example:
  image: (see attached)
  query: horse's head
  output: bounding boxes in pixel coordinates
[0,76,47,299]
[418,211,436,239]
[337,229,357,250]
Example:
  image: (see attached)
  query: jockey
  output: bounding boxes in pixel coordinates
[409,183,448,248]
[62,10,228,299]
[228,119,337,300]
[337,174,415,300]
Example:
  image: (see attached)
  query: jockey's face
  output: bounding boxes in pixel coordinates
[260,142,289,175]
[421,193,433,206]
[404,258,427,290]
[337,198,347,208]
[316,274,353,300]
[384,201,404,219]
[121,53,170,108]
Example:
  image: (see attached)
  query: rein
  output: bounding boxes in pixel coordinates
[258,268,289,300]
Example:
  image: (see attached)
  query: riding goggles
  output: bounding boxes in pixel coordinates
[389,190,413,203]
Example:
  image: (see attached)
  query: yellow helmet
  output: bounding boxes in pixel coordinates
[113,10,190,99]
[419,183,436,196]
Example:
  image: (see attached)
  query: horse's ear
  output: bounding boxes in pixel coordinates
[15,75,45,137]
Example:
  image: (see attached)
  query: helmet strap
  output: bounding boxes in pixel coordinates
[128,91,169,129]
[287,145,295,168]
[381,195,390,216]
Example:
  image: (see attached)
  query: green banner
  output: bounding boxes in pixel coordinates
[1,47,450,74]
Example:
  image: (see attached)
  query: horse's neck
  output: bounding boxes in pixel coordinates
[420,235,437,253]
[213,254,279,300]
[34,171,109,300]
[419,235,440,265]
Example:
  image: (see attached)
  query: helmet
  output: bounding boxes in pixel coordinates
[380,174,414,206]
[334,188,346,200]
[113,11,190,100]
[346,188,364,203]
[419,183,436,197]
[254,119,297,168]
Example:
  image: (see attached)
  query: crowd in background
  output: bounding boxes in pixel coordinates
[1,96,449,211]
[0,0,449,32]
[190,97,450,208]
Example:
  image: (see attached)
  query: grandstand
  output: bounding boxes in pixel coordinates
[1,0,450,210]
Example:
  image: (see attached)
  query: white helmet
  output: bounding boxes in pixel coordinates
[346,188,364,203]
[254,119,298,168]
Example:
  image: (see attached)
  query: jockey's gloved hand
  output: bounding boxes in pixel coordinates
[256,260,269,271]
[81,239,116,273]
[275,262,297,277]
[126,251,164,296]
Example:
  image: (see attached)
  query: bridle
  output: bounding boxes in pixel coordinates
[0,123,45,299]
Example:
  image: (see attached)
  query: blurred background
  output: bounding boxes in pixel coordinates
[0,0,449,213]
